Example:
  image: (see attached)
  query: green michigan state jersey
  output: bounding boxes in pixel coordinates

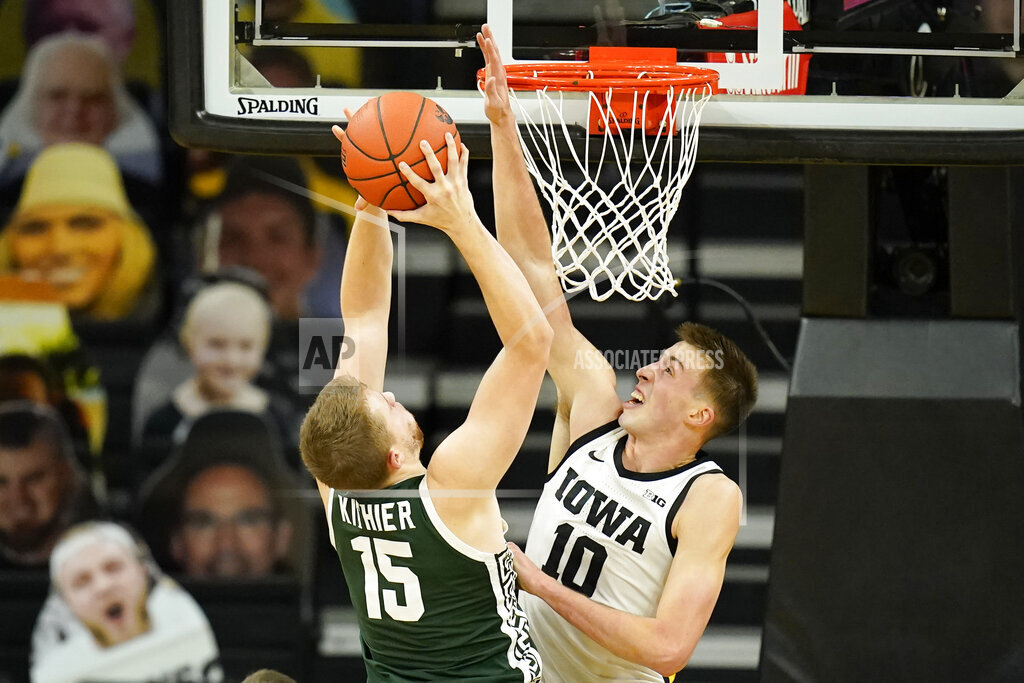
[328,475,541,682]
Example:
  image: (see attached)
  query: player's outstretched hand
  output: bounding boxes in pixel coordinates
[387,133,477,235]
[477,24,513,126]
[507,542,550,596]
[332,108,356,149]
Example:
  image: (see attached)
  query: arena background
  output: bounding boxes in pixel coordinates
[1,1,1023,681]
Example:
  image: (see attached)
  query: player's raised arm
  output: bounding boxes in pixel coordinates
[314,125,394,508]
[478,25,621,462]
[389,135,553,492]
[331,124,393,393]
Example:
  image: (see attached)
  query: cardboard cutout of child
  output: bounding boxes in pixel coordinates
[142,281,295,445]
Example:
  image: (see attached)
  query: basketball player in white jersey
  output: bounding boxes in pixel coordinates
[478,26,759,681]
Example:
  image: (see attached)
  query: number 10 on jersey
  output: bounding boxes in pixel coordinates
[541,523,609,597]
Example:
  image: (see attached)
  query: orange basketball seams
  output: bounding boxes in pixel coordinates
[340,92,461,211]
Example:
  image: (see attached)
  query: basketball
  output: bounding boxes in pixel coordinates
[340,92,461,211]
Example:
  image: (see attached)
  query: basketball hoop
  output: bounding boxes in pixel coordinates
[480,49,718,301]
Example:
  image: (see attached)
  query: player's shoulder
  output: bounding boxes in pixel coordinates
[668,472,741,545]
[678,472,742,521]
[689,470,741,501]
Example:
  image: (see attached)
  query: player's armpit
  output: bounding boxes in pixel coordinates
[546,396,572,473]
[549,326,622,446]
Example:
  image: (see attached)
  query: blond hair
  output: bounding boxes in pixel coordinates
[50,521,141,585]
[676,322,758,441]
[179,281,271,350]
[299,375,391,490]
[0,143,156,320]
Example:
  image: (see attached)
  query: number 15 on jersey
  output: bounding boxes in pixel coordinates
[351,536,425,621]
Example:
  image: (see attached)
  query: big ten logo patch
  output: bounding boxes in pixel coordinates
[298,318,360,391]
[643,489,667,508]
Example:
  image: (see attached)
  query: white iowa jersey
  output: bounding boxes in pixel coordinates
[523,421,725,682]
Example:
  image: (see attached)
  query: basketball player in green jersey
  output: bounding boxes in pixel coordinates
[300,129,549,681]
[478,25,758,681]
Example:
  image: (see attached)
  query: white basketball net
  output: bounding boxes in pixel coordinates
[509,83,713,301]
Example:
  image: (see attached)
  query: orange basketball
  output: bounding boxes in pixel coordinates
[340,92,461,211]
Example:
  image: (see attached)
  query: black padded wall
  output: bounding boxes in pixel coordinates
[802,165,872,317]
[763,165,1024,681]
[761,319,1024,682]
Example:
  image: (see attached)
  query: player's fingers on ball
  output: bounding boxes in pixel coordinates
[331,124,345,143]
[397,160,431,193]
[456,143,471,178]
[452,139,468,165]
[419,140,446,180]
[444,132,460,168]
[354,196,368,211]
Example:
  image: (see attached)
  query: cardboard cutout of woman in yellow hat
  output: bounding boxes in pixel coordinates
[0,142,156,321]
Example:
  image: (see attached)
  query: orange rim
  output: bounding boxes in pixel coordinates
[478,63,719,94]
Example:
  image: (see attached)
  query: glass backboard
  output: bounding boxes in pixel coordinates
[169,0,1024,163]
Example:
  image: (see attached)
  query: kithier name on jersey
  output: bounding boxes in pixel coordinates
[553,467,651,554]
[337,494,416,532]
